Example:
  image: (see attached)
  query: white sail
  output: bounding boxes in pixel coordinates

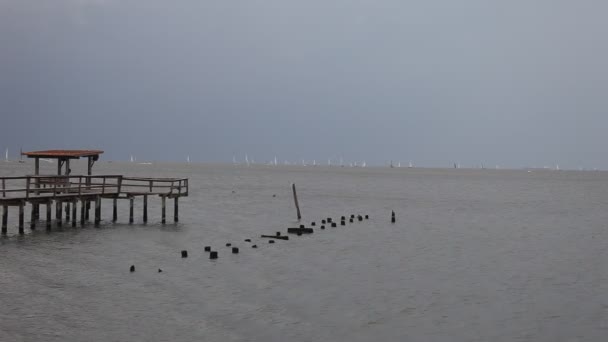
[409,161,413,168]
[187,155,190,163]
[4,148,8,162]
[245,155,250,166]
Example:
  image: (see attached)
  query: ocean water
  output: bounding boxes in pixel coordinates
[1,161,608,341]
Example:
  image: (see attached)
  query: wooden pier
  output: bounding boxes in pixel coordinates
[0,150,188,234]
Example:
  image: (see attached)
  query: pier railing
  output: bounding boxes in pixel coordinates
[120,177,188,196]
[0,175,188,202]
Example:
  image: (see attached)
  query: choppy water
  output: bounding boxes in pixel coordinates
[1,161,608,341]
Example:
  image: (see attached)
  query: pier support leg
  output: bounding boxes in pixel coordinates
[56,200,62,227]
[18,202,24,234]
[161,196,166,224]
[30,203,36,230]
[129,197,134,224]
[80,199,86,226]
[174,197,179,223]
[65,202,70,221]
[112,198,117,222]
[85,200,90,221]
[71,199,77,227]
[2,205,7,234]
[46,202,52,230]
[94,196,101,226]
[34,204,39,221]
[143,195,148,223]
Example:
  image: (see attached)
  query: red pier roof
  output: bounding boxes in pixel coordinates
[22,150,104,159]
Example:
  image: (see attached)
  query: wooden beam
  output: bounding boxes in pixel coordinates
[174,197,179,223]
[143,195,148,223]
[161,196,166,224]
[2,205,7,234]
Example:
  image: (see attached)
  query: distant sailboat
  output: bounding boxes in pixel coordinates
[19,148,25,163]
[328,158,331,166]
[4,148,8,162]
[245,155,250,166]
[233,156,237,165]
[390,160,394,168]
[408,161,413,168]
[187,155,191,163]
[130,155,135,163]
[362,161,366,167]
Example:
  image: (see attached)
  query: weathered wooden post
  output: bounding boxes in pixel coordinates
[71,199,77,227]
[292,183,301,221]
[2,205,8,234]
[30,203,36,229]
[143,195,148,223]
[46,201,52,230]
[161,196,166,224]
[174,197,179,223]
[80,199,86,226]
[18,202,24,234]
[112,198,118,222]
[94,196,101,225]
[129,197,134,224]
[56,200,62,227]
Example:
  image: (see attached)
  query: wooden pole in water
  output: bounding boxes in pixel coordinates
[56,200,62,227]
[30,203,36,229]
[18,202,24,234]
[174,197,179,223]
[292,183,301,221]
[143,195,148,223]
[94,196,101,225]
[80,199,85,226]
[129,197,134,224]
[1,205,7,234]
[161,196,166,224]
[112,198,117,222]
[71,198,77,227]
[46,201,52,230]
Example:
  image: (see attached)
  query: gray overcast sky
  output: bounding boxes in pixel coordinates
[1,0,607,168]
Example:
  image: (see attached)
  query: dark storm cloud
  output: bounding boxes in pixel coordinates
[1,0,607,168]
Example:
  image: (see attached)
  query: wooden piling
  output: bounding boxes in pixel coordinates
[18,202,24,234]
[2,205,8,234]
[71,199,77,227]
[65,202,70,221]
[292,183,301,221]
[46,202,52,230]
[94,196,101,225]
[80,199,86,226]
[56,200,62,227]
[174,197,179,223]
[112,198,117,222]
[30,203,36,229]
[129,197,134,224]
[161,196,166,224]
[143,195,148,223]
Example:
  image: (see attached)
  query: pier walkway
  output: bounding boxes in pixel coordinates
[0,149,188,234]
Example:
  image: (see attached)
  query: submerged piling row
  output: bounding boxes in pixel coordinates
[129,210,385,273]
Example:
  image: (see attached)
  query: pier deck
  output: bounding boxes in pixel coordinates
[0,175,189,234]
